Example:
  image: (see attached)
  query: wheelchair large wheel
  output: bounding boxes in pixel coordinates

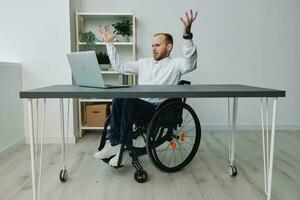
[146,102,201,172]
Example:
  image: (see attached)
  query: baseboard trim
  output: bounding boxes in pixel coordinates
[0,137,25,155]
[202,125,300,131]
[74,131,80,142]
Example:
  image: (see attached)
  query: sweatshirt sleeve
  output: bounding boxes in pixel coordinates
[176,39,198,75]
[106,43,139,75]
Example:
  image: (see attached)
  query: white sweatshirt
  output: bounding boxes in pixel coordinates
[106,39,198,104]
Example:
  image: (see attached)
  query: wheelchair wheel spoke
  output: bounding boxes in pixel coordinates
[181,111,189,126]
[168,148,175,167]
[161,145,170,163]
[179,118,194,131]
[176,112,188,133]
[176,115,193,136]
[182,140,193,146]
[179,143,190,156]
[174,148,177,166]
[156,144,169,155]
[177,140,184,162]
[185,135,195,138]
[181,129,196,143]
[185,126,196,134]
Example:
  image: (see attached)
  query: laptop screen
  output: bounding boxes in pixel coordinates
[67,51,106,88]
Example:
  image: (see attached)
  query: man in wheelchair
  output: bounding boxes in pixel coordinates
[95,10,199,172]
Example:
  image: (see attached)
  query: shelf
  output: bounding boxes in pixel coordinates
[81,126,104,130]
[80,98,112,102]
[81,124,111,130]
[101,71,120,74]
[77,12,134,19]
[78,12,134,16]
[78,42,134,46]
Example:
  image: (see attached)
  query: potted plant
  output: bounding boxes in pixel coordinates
[96,51,111,71]
[80,31,99,52]
[80,31,96,44]
[112,19,133,42]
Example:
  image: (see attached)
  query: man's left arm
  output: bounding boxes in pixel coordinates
[177,10,198,74]
[179,39,197,74]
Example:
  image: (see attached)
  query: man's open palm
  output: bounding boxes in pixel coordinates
[180,10,198,34]
[99,25,116,43]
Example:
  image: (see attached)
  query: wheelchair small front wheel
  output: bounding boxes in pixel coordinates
[134,169,148,183]
[146,102,201,172]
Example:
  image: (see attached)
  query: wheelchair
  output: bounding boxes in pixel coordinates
[97,80,201,183]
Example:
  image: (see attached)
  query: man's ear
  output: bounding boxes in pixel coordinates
[167,43,173,52]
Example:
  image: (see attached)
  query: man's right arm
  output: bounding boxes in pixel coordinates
[100,25,139,75]
[106,43,139,75]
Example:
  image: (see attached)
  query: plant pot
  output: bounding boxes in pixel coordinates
[116,35,129,42]
[99,64,111,71]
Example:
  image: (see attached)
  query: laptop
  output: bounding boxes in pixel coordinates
[66,51,130,89]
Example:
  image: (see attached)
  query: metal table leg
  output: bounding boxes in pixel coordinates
[261,97,278,200]
[227,97,238,177]
[59,98,69,182]
[28,99,46,200]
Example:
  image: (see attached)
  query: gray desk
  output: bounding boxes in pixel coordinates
[20,84,286,200]
[20,84,285,98]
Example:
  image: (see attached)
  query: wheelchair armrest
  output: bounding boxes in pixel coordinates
[178,80,191,85]
[178,80,191,103]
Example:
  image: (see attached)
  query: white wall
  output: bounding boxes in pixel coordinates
[0,62,24,152]
[79,0,300,129]
[0,0,76,143]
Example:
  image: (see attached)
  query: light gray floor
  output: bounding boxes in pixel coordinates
[0,131,299,200]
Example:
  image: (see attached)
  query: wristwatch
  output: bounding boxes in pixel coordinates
[183,33,193,39]
[183,25,193,39]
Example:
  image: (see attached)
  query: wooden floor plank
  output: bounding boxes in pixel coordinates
[0,131,299,200]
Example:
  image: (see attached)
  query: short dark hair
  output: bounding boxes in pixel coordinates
[153,33,173,45]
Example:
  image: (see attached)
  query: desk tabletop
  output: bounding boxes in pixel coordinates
[19,84,286,99]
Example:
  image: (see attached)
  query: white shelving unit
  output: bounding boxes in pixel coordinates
[78,42,134,45]
[75,11,136,137]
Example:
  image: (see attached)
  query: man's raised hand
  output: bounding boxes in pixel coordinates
[99,25,116,43]
[180,10,198,36]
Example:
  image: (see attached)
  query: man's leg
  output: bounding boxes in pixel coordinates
[109,98,156,166]
[94,98,123,159]
[109,98,124,145]
[120,98,156,144]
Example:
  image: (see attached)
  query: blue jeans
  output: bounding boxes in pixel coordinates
[109,98,157,146]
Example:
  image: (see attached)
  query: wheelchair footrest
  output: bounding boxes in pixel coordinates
[101,156,124,169]
[101,155,115,164]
